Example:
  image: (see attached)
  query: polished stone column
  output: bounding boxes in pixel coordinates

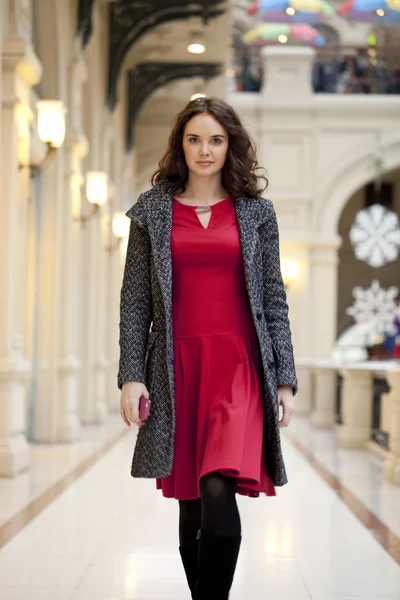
[56,52,88,442]
[383,368,400,486]
[0,31,41,474]
[311,361,338,428]
[309,243,341,361]
[106,220,124,413]
[294,359,314,415]
[337,365,374,448]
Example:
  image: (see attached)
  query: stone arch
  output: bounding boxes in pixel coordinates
[315,132,400,238]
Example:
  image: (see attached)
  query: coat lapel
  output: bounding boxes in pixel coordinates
[146,185,174,324]
[234,194,269,308]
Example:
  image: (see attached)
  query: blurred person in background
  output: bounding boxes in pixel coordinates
[118,97,297,599]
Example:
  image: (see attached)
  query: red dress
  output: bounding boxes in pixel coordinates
[156,196,276,499]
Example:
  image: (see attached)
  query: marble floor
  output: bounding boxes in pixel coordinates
[0,417,399,599]
[286,416,400,540]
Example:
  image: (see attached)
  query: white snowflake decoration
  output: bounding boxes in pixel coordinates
[346,280,400,338]
[349,204,400,268]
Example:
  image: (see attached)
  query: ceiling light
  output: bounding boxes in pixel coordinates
[278,35,288,44]
[187,43,206,54]
[187,31,206,54]
[286,8,296,15]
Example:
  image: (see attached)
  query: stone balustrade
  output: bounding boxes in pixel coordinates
[383,367,400,485]
[294,358,400,485]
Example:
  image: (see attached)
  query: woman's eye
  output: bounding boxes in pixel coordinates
[189,138,198,143]
[212,138,222,144]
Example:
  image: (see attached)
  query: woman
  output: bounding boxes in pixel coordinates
[118,96,297,600]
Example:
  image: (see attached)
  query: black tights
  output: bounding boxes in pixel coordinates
[179,472,241,546]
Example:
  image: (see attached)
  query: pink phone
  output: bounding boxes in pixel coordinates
[139,396,151,421]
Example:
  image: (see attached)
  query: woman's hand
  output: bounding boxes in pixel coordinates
[278,385,295,427]
[120,382,150,428]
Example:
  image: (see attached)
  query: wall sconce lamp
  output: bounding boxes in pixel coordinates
[281,260,299,289]
[105,211,130,253]
[75,171,108,225]
[19,100,66,175]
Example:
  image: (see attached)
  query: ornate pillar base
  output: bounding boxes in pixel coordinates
[337,366,373,449]
[0,357,31,477]
[107,359,120,412]
[383,369,400,486]
[57,356,81,442]
[294,359,314,415]
[311,361,338,428]
[93,357,109,424]
[0,433,30,477]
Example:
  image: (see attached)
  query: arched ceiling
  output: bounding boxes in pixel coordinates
[77,1,231,149]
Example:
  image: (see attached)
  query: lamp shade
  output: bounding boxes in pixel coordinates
[37,100,66,148]
[281,260,300,286]
[86,171,108,206]
[112,211,130,239]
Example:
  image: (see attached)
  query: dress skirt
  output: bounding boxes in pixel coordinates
[156,196,276,499]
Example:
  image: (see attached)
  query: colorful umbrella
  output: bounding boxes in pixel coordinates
[338,0,400,22]
[242,23,326,46]
[248,0,336,23]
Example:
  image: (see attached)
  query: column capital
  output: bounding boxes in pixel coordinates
[313,360,341,375]
[339,365,374,381]
[64,132,89,158]
[309,237,342,266]
[2,37,41,87]
[0,356,30,380]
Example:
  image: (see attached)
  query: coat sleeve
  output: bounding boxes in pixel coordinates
[117,201,152,390]
[259,200,298,395]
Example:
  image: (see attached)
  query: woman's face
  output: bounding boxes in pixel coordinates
[182,113,229,179]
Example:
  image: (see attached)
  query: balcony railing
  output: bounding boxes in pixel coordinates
[233,48,400,95]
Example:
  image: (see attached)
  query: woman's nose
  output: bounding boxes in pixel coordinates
[200,144,210,156]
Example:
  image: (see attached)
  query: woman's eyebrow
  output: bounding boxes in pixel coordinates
[185,133,226,138]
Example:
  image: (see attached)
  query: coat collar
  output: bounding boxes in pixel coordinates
[126,181,270,228]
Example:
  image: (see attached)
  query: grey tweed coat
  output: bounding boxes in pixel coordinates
[118,181,297,487]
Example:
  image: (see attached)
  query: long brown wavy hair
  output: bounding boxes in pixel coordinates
[151,96,268,199]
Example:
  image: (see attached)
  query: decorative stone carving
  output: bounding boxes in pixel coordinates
[77,0,94,48]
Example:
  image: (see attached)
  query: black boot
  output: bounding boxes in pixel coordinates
[179,542,199,599]
[194,529,242,600]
